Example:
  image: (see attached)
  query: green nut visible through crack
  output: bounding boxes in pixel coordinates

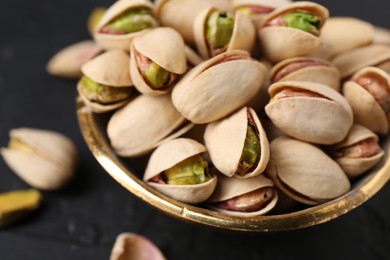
[239,124,260,174]
[80,76,131,104]
[144,62,176,89]
[162,155,209,185]
[282,12,320,35]
[206,11,234,49]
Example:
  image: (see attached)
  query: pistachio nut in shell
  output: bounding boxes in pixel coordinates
[258,1,329,63]
[373,27,390,45]
[107,95,193,157]
[270,56,340,91]
[130,27,187,95]
[267,137,351,205]
[144,138,217,204]
[0,189,42,228]
[204,107,270,178]
[193,7,255,59]
[172,50,266,124]
[1,128,78,190]
[265,81,353,145]
[78,50,133,113]
[46,40,103,79]
[343,66,390,135]
[208,173,277,217]
[110,233,166,260]
[329,125,384,178]
[94,0,158,51]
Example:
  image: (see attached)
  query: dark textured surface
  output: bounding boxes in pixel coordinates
[1,0,390,259]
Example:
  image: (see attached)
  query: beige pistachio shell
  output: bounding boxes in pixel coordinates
[270,56,340,91]
[1,128,78,190]
[343,67,390,134]
[144,138,217,204]
[94,0,157,51]
[110,233,166,260]
[107,95,193,157]
[194,7,255,59]
[185,45,204,67]
[172,50,266,124]
[130,27,187,95]
[267,137,351,205]
[310,36,334,60]
[373,27,390,45]
[204,107,269,178]
[265,81,353,145]
[46,40,103,79]
[330,125,384,178]
[320,17,374,57]
[332,44,390,79]
[208,174,278,217]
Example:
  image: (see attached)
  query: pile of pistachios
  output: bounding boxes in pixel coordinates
[46,0,390,217]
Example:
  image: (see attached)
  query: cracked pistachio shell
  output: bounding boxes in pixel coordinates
[267,137,351,205]
[373,27,390,45]
[144,138,217,204]
[110,233,166,260]
[265,81,353,145]
[130,27,187,95]
[270,56,340,91]
[343,67,390,134]
[172,50,266,124]
[204,107,269,178]
[208,174,278,217]
[1,128,78,190]
[194,7,255,59]
[94,0,157,51]
[258,1,329,63]
[332,44,390,79]
[320,17,374,58]
[330,125,384,178]
[46,40,103,79]
[107,95,193,157]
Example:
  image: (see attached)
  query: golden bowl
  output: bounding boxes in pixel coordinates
[76,97,390,232]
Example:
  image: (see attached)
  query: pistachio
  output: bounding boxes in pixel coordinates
[87,7,106,35]
[0,189,42,228]
[207,11,234,50]
[239,124,260,175]
[282,12,320,35]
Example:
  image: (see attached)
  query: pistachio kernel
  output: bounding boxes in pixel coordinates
[206,11,234,49]
[238,124,260,175]
[282,12,320,35]
[144,62,176,89]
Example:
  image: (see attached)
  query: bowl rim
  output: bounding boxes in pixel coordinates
[76,97,390,232]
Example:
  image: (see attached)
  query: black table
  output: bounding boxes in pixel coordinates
[1,0,390,259]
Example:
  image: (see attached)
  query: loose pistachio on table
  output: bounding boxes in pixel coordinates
[343,66,390,134]
[267,137,351,205]
[172,50,266,124]
[144,138,217,204]
[265,81,353,145]
[258,1,329,63]
[130,27,187,95]
[1,128,78,190]
[94,0,158,51]
[204,107,270,178]
[77,50,133,113]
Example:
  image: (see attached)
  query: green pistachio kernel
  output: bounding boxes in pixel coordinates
[163,155,209,185]
[206,11,234,49]
[239,124,260,174]
[282,12,320,34]
[144,62,175,89]
[80,76,130,104]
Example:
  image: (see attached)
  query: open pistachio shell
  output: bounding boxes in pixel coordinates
[144,138,217,204]
[204,107,269,178]
[329,125,384,178]
[373,27,390,45]
[110,233,166,260]
[1,128,78,190]
[94,0,157,51]
[332,44,390,79]
[208,174,278,217]
[194,7,255,59]
[265,81,353,145]
[130,27,187,95]
[267,137,351,205]
[270,56,340,91]
[107,95,193,157]
[258,1,329,63]
[320,17,374,58]
[172,50,266,124]
[343,67,390,134]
